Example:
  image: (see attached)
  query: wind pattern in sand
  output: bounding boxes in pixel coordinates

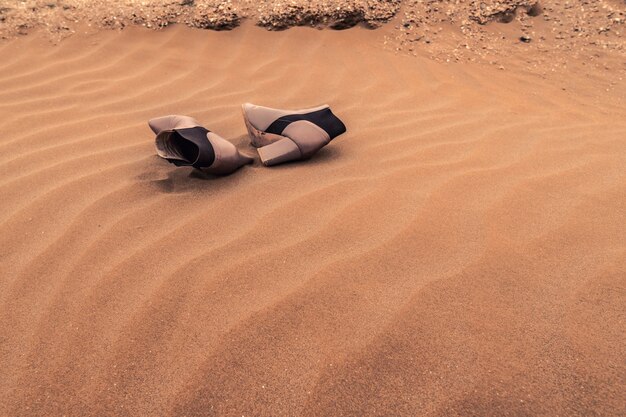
[0,24,625,416]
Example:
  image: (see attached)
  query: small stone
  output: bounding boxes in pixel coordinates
[520,35,532,43]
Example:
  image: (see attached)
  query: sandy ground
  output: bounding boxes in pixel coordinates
[1,8,625,417]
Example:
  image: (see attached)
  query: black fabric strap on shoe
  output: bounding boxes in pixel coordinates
[265,108,347,139]
[173,127,216,169]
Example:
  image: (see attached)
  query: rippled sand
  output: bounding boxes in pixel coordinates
[0,22,624,416]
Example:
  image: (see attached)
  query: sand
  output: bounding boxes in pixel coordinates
[1,12,625,417]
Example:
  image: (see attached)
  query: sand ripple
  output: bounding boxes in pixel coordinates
[0,23,625,416]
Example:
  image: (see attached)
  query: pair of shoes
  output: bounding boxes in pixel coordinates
[148,103,347,175]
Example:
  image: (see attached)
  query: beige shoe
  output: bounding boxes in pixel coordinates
[242,103,347,166]
[148,115,253,175]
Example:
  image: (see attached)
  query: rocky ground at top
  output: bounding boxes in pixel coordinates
[392,1,624,70]
[0,0,401,34]
[0,1,624,76]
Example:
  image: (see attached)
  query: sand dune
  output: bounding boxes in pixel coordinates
[0,22,625,416]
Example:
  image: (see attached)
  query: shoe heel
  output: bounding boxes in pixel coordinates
[242,105,286,147]
[257,137,302,166]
